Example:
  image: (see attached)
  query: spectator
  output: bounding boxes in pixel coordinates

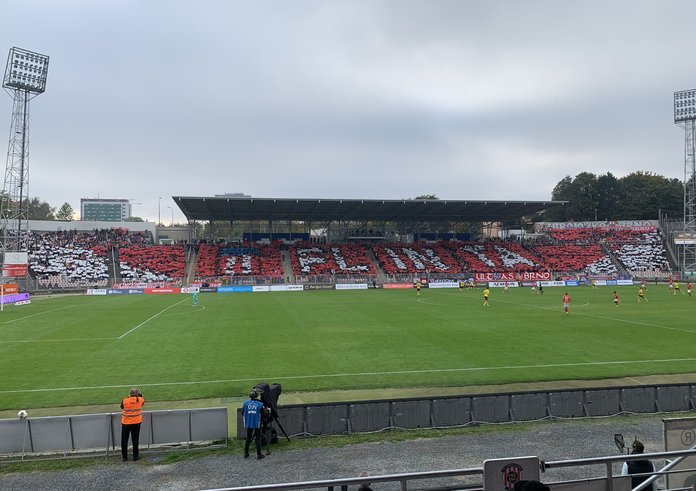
[621,440,657,491]
[358,470,373,490]
[514,481,550,491]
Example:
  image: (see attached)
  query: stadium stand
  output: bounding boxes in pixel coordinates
[371,243,458,274]
[26,230,114,288]
[26,228,155,287]
[530,243,608,276]
[606,231,671,274]
[119,244,186,281]
[290,243,376,275]
[194,242,284,278]
[22,222,675,288]
[445,241,546,273]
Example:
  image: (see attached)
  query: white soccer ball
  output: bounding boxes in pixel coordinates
[17,409,28,420]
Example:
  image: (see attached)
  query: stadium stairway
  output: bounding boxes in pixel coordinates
[281,249,293,281]
[365,246,387,278]
[185,246,197,284]
[604,245,629,277]
[108,246,121,282]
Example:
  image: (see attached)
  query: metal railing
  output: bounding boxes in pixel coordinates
[203,448,696,491]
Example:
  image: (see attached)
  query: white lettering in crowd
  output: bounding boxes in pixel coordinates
[331,247,369,272]
[461,245,496,268]
[297,247,327,273]
[493,245,538,268]
[402,247,449,271]
[384,247,408,270]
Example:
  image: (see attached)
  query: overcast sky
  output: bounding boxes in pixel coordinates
[1,0,694,223]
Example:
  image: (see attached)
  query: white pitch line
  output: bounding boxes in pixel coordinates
[118,298,189,339]
[1,305,77,324]
[0,337,116,343]
[3,357,696,395]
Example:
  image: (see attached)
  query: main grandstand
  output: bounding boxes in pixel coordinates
[16,196,676,290]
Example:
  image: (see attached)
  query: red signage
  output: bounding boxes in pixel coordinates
[2,264,27,278]
[0,283,19,293]
[474,272,551,282]
[144,288,182,294]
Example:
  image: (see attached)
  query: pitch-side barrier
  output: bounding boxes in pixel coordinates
[0,407,227,460]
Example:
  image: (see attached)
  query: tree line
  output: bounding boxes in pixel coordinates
[544,171,683,222]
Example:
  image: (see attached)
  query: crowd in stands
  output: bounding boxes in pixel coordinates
[119,244,186,282]
[25,228,169,287]
[20,223,675,288]
[194,242,284,278]
[371,243,457,274]
[606,231,671,274]
[290,243,377,275]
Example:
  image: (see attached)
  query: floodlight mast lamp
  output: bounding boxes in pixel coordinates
[1,47,49,258]
[674,89,696,274]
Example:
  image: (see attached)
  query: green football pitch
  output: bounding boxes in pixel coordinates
[0,284,694,411]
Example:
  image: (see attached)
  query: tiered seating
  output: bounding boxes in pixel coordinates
[531,244,610,275]
[290,243,376,275]
[446,242,545,273]
[27,230,113,287]
[194,243,221,278]
[219,244,284,276]
[27,228,153,287]
[195,242,284,277]
[119,245,186,281]
[605,231,670,273]
[371,243,458,274]
[541,227,669,275]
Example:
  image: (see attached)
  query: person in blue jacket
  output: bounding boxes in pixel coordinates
[242,389,266,459]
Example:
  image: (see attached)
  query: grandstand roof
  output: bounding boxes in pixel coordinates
[173,196,566,223]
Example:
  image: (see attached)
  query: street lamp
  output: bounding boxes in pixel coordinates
[158,197,161,226]
[167,206,173,226]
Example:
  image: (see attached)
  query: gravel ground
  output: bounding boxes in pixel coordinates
[0,413,672,491]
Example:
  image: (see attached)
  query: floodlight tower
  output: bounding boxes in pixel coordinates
[674,89,696,273]
[1,47,49,256]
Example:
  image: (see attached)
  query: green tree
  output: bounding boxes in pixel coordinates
[55,202,74,221]
[548,171,683,221]
[548,173,598,221]
[414,194,439,200]
[28,197,55,220]
[595,172,620,220]
[616,171,682,220]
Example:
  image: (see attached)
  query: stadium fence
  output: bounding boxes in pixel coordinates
[0,407,227,460]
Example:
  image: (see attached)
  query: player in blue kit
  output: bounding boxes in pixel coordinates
[242,390,266,459]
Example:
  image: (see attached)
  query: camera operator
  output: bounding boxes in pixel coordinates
[242,390,266,460]
[120,387,144,462]
[621,440,657,491]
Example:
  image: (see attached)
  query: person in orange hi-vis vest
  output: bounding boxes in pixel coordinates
[120,387,145,461]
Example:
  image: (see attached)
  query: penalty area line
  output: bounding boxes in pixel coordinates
[118,298,189,339]
[4,356,696,394]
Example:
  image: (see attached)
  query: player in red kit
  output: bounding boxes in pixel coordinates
[613,290,620,307]
[562,293,571,315]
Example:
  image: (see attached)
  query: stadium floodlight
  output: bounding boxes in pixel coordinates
[3,47,49,94]
[1,46,49,261]
[674,88,696,274]
[674,89,696,123]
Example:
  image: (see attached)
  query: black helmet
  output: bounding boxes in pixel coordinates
[249,390,258,399]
